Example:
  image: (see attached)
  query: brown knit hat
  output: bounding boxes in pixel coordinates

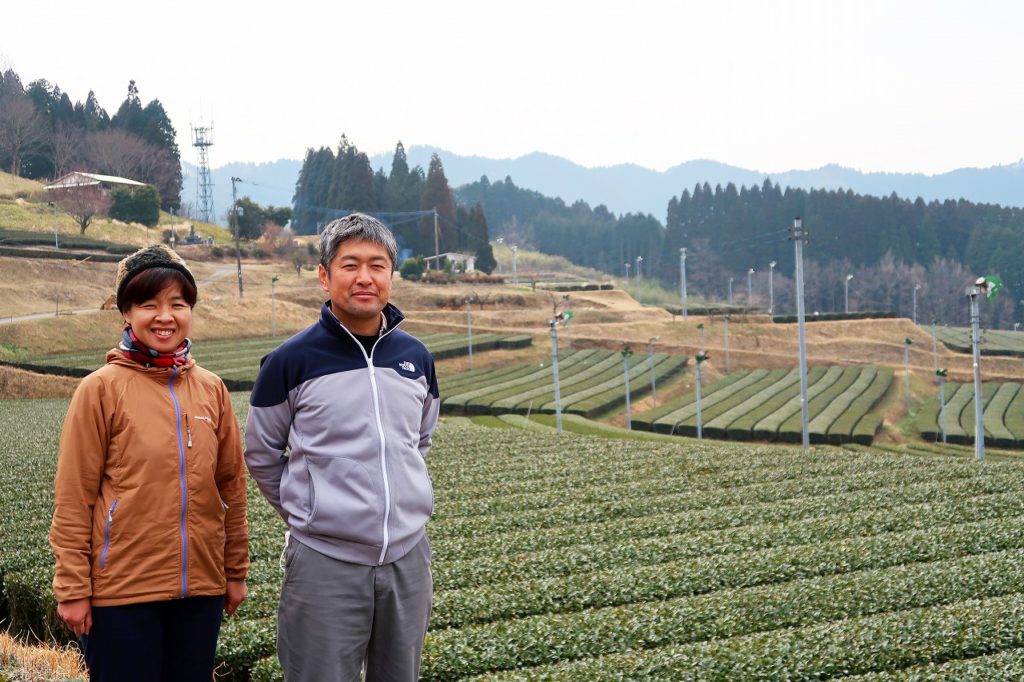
[115,244,197,310]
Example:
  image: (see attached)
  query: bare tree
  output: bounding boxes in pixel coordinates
[51,186,113,234]
[83,129,150,177]
[83,129,177,205]
[0,95,47,176]
[49,123,83,178]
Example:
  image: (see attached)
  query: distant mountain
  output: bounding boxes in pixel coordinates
[183,148,1024,226]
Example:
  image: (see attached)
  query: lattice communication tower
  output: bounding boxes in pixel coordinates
[191,124,215,224]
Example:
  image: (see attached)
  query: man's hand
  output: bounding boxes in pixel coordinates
[225,579,248,615]
[57,598,92,637]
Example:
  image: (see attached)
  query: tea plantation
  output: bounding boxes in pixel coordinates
[933,326,1024,358]
[916,381,1024,447]
[11,332,531,389]
[6,395,1024,680]
[632,365,892,444]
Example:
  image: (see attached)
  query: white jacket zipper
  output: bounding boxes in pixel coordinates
[335,313,397,566]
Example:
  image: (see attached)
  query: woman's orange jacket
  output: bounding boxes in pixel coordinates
[50,351,249,606]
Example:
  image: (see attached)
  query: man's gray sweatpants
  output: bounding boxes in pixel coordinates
[277,535,432,682]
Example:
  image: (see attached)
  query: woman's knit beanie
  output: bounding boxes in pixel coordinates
[115,244,197,311]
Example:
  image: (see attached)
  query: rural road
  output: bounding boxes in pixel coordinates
[0,265,237,326]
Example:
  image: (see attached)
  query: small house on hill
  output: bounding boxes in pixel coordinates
[423,252,477,272]
[44,172,146,193]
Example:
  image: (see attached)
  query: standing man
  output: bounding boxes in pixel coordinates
[245,213,439,681]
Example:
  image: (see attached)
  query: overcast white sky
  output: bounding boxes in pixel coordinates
[2,0,1020,174]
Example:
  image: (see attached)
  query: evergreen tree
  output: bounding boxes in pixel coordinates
[342,152,377,212]
[384,141,412,210]
[111,80,144,135]
[80,90,110,130]
[326,134,355,210]
[468,203,496,273]
[418,154,457,256]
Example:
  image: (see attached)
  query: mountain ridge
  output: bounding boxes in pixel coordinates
[181,148,1024,225]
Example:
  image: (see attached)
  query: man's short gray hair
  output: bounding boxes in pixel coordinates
[319,213,399,271]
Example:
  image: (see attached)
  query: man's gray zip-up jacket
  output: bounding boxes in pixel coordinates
[244,302,439,566]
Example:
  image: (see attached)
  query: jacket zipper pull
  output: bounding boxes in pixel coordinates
[186,413,193,448]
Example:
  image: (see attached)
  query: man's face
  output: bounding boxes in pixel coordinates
[318,238,393,335]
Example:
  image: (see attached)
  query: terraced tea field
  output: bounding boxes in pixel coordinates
[634,365,892,444]
[10,332,531,389]
[933,326,1024,358]
[6,395,1024,680]
[441,349,687,418]
[917,381,1024,447]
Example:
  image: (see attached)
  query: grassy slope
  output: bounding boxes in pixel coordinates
[0,170,232,244]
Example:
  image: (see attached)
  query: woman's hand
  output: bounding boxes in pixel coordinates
[225,579,248,615]
[57,598,92,637]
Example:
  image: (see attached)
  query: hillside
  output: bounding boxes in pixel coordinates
[2,221,1022,452]
[0,172,43,197]
[0,171,232,247]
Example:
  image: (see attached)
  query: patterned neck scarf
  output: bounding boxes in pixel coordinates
[119,325,192,368]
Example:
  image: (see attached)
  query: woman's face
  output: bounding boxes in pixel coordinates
[123,283,192,353]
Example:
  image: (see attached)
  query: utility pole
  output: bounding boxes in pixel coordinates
[50,202,59,248]
[433,209,440,270]
[466,297,474,370]
[903,338,913,414]
[622,344,634,430]
[747,268,754,306]
[790,216,810,450]
[624,262,631,280]
[913,284,921,324]
[937,368,948,444]
[768,261,776,315]
[724,315,731,373]
[728,277,734,305]
[968,283,985,460]
[694,351,708,439]
[231,176,244,298]
[679,248,689,320]
[636,255,643,282]
[548,315,563,433]
[511,245,518,285]
[271,275,279,336]
[648,336,660,406]
[845,274,853,314]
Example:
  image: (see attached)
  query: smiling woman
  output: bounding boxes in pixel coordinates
[49,244,251,682]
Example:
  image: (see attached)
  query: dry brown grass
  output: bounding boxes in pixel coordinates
[0,630,86,681]
[0,366,80,400]
[0,171,43,197]
[3,252,1023,394]
[0,298,320,360]
[0,256,120,318]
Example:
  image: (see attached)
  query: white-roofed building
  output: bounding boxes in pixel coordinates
[44,171,146,192]
[422,252,477,272]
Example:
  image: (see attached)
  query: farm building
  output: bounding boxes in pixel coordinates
[44,171,146,193]
[423,251,476,272]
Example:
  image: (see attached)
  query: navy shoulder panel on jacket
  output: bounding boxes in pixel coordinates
[373,329,439,399]
[249,322,366,407]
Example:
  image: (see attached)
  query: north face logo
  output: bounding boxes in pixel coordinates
[399,361,416,372]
